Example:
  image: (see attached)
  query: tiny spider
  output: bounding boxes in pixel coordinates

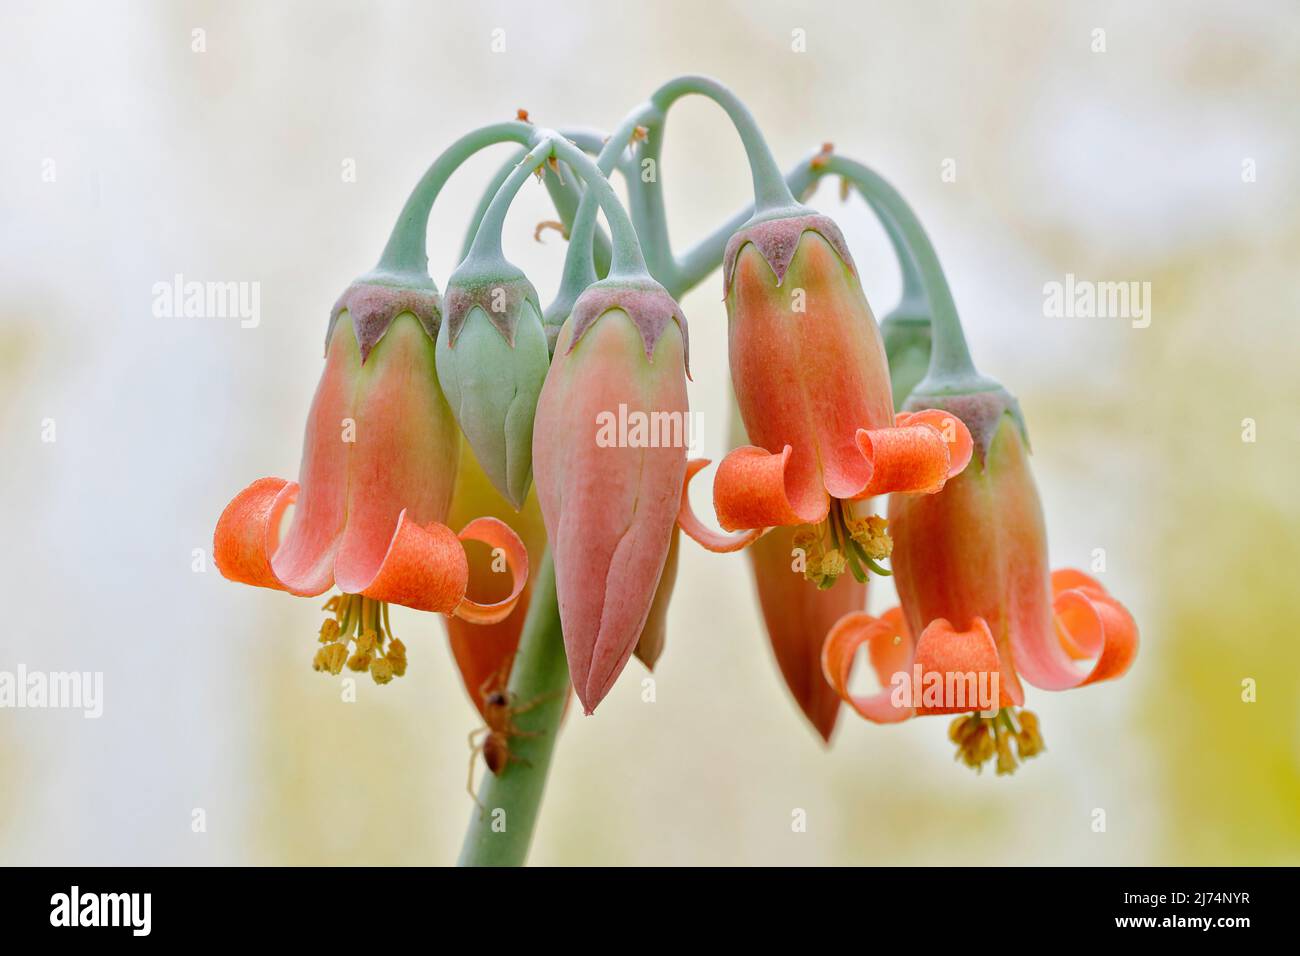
[466,658,553,808]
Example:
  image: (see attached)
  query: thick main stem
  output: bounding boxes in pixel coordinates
[457,553,569,867]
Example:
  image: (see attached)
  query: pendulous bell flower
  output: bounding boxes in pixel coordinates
[821,389,1138,773]
[678,213,972,584]
[532,277,689,714]
[214,282,529,684]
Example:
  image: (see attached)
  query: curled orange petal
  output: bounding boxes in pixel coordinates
[821,608,914,724]
[896,408,974,479]
[713,445,828,532]
[338,510,468,613]
[677,458,764,553]
[1050,569,1138,687]
[213,477,329,596]
[454,517,529,625]
[853,410,972,498]
[911,617,1003,715]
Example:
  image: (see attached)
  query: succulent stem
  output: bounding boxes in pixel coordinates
[458,552,569,867]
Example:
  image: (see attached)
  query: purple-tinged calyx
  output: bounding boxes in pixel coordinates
[328,280,441,364]
[722,213,856,297]
[567,277,690,376]
[442,264,542,349]
[902,386,1029,466]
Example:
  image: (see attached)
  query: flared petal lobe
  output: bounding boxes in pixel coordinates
[1037,569,1138,689]
[821,608,913,724]
[533,308,688,714]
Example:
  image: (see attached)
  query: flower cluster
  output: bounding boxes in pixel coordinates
[213,77,1136,792]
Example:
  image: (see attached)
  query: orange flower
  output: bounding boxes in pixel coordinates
[213,284,529,683]
[821,391,1138,773]
[678,214,972,585]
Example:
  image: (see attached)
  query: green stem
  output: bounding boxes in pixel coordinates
[373,120,540,280]
[811,155,992,394]
[558,75,801,304]
[551,116,654,312]
[458,552,569,867]
[462,139,557,264]
[546,136,650,279]
[651,75,799,218]
[815,158,964,376]
[457,129,613,273]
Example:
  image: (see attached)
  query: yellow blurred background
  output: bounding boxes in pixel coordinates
[1,0,1297,865]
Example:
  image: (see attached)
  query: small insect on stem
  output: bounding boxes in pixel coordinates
[466,656,557,811]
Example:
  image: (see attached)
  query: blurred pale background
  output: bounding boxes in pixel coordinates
[2,0,1297,865]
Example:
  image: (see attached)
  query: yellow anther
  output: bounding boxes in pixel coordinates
[356,629,378,656]
[820,549,847,577]
[1015,709,1045,759]
[848,515,893,561]
[318,619,341,643]
[950,708,1043,775]
[314,643,347,676]
[951,715,996,772]
[806,547,847,588]
[387,638,406,661]
[370,657,395,685]
[346,652,373,673]
[994,723,1017,776]
[388,654,407,678]
[949,714,973,744]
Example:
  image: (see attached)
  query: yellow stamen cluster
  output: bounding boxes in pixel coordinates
[313,594,407,686]
[793,502,892,589]
[846,514,893,561]
[948,708,1045,775]
[792,527,846,589]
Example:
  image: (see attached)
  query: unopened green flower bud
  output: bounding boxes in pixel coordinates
[436,262,550,509]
